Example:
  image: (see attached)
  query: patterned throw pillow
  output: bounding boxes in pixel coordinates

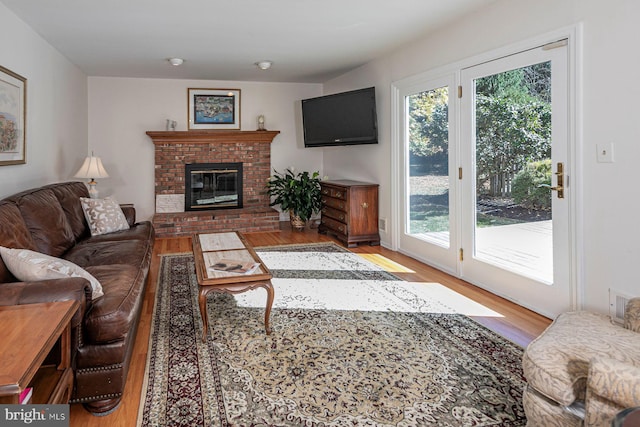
[0,246,104,300]
[80,197,130,237]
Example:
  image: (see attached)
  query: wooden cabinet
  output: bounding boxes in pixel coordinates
[0,301,78,405]
[318,180,380,247]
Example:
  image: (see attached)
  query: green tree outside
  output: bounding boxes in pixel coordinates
[408,62,552,231]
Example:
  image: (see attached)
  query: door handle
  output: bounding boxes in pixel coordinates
[538,162,564,198]
[552,162,564,199]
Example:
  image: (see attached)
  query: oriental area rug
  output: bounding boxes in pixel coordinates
[138,243,526,426]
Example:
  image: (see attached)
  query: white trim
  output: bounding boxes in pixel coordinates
[394,25,580,84]
[569,22,585,310]
[389,83,401,251]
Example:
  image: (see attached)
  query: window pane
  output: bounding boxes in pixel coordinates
[474,61,553,282]
[407,86,449,246]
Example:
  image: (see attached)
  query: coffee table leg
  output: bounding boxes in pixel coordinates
[263,281,274,335]
[199,288,209,342]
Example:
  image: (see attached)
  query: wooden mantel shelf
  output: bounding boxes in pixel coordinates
[146,130,280,144]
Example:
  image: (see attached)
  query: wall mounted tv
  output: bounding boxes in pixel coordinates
[302,87,378,148]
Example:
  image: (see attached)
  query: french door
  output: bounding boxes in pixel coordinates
[397,40,573,318]
[460,42,571,318]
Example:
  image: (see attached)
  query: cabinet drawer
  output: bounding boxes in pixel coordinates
[321,186,347,201]
[321,206,347,223]
[321,196,347,211]
[320,216,348,236]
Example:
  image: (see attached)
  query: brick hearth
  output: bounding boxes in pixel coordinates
[147,130,280,237]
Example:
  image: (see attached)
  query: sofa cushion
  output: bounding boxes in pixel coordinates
[523,311,640,406]
[0,201,38,282]
[64,238,150,269]
[80,197,130,236]
[82,264,146,343]
[0,247,103,299]
[48,181,90,241]
[74,221,153,244]
[16,189,75,257]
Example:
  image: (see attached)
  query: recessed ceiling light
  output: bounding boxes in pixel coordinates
[168,58,184,66]
[255,60,273,70]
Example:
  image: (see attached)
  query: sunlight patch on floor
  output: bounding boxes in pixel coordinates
[257,252,383,271]
[416,282,503,317]
[248,247,503,318]
[233,279,503,318]
[357,253,416,273]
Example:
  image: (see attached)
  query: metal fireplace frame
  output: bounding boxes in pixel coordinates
[184,162,243,211]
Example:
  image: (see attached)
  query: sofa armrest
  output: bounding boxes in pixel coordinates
[120,204,136,227]
[624,297,640,333]
[587,358,640,409]
[0,277,92,331]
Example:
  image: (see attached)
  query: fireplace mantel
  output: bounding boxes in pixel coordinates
[146,130,280,144]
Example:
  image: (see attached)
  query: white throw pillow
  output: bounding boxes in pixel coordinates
[80,196,130,237]
[0,246,104,300]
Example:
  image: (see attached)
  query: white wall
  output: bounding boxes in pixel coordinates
[322,0,640,314]
[88,77,323,221]
[0,3,87,198]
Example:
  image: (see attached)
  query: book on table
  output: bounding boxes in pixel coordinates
[209,258,260,275]
[19,387,32,404]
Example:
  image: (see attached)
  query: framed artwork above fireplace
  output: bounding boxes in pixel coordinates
[188,88,241,130]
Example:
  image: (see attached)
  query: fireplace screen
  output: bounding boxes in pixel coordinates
[185,162,243,211]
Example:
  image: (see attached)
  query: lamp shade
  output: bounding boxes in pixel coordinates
[74,156,109,179]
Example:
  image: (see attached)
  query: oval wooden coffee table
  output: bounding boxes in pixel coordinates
[192,231,274,342]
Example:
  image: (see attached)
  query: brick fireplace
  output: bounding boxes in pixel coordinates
[146,130,280,237]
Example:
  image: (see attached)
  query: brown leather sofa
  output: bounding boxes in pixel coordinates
[0,181,154,414]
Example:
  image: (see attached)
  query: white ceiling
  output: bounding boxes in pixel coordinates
[2,0,498,83]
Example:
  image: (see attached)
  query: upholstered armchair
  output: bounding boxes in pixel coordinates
[522,298,640,426]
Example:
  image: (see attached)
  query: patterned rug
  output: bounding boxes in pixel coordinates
[138,243,526,426]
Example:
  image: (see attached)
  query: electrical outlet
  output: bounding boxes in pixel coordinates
[596,143,614,163]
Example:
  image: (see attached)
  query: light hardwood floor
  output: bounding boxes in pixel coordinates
[70,228,551,426]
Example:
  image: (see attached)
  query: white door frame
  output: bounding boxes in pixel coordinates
[390,24,584,312]
[394,73,459,276]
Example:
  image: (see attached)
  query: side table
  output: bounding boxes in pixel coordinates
[0,300,78,404]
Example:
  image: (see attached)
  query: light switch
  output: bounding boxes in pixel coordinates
[596,143,614,163]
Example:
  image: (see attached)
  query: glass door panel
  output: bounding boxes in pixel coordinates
[407,86,450,248]
[397,73,458,274]
[474,61,553,283]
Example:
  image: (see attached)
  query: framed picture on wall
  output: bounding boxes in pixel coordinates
[0,65,26,165]
[188,88,241,130]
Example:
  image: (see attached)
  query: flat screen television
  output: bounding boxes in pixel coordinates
[302,87,378,147]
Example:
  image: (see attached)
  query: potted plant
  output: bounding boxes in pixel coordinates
[266,168,322,230]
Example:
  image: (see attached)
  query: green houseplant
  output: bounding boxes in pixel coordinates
[266,168,322,230]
